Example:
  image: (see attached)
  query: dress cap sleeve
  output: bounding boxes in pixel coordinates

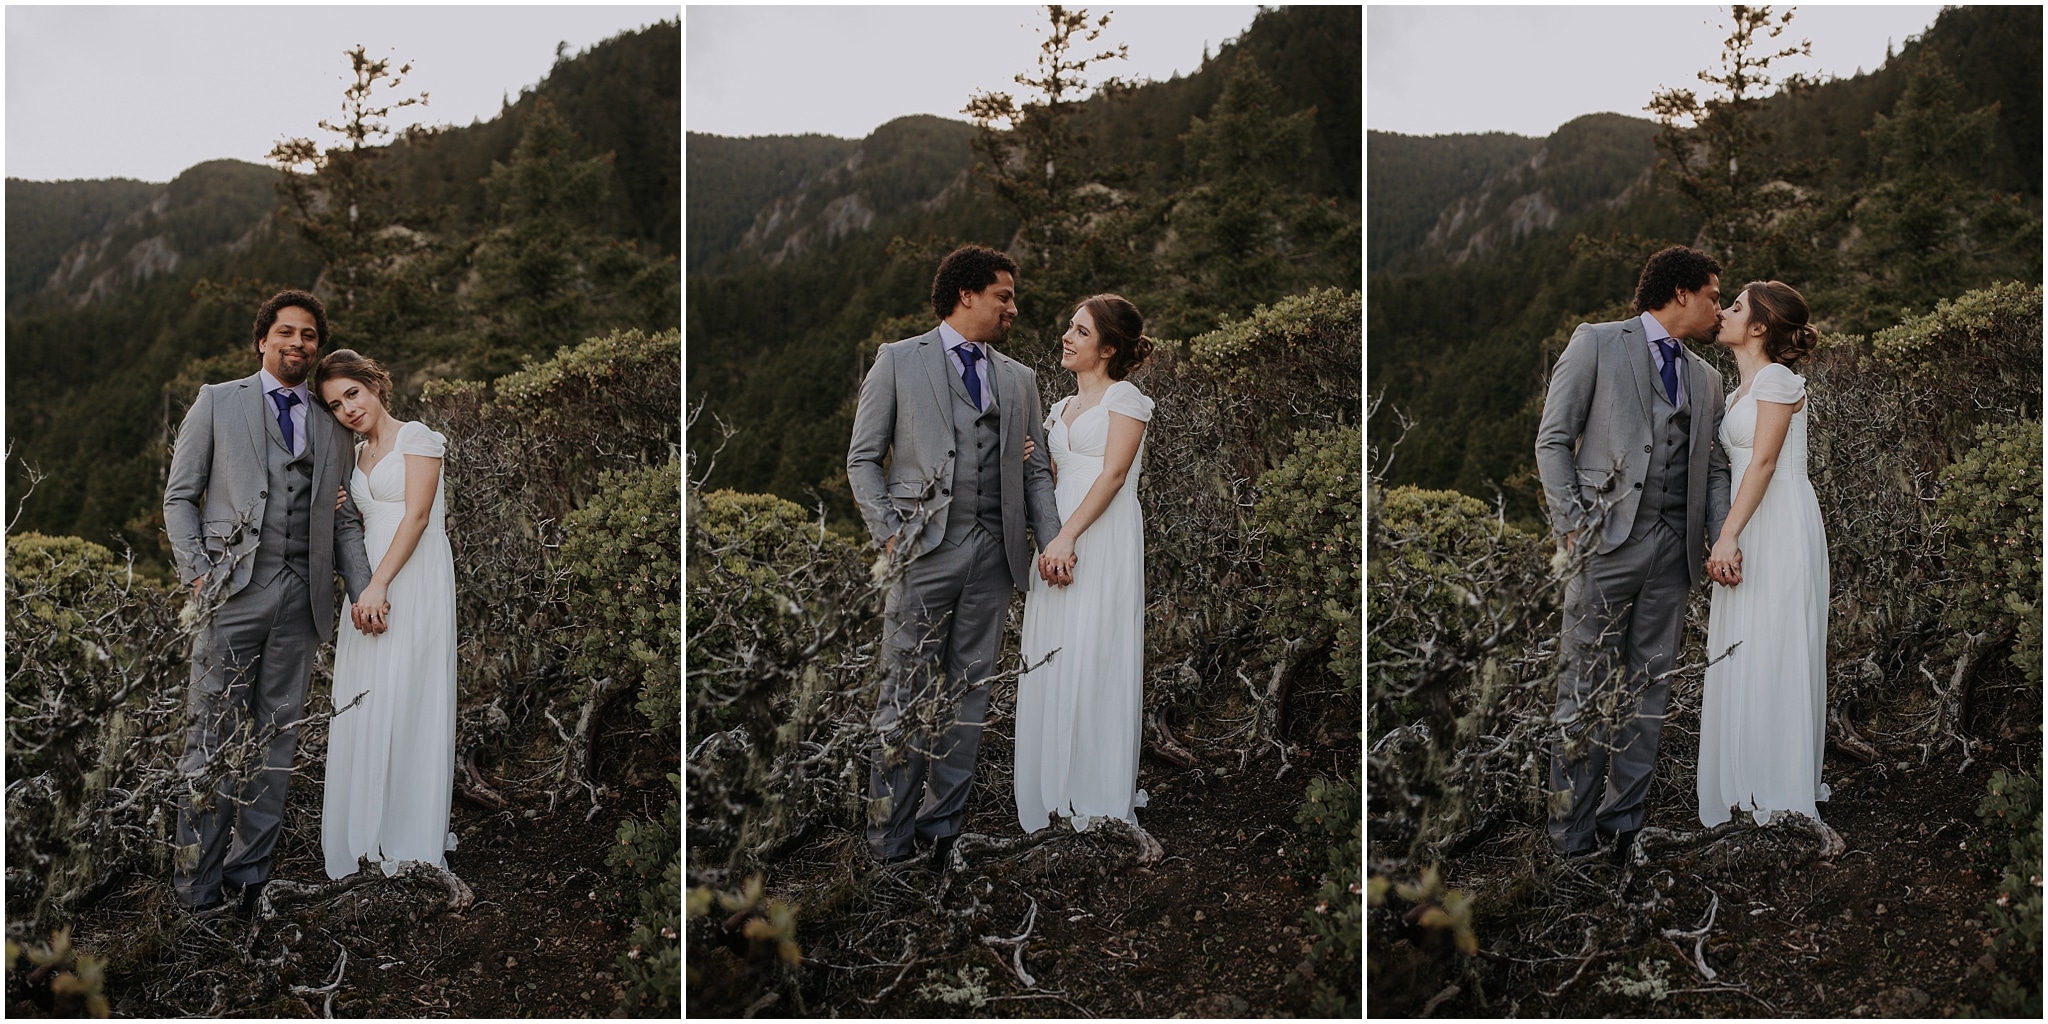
[1103,381,1154,422]
[1750,362,1806,404]
[397,420,448,458]
[1044,397,1067,433]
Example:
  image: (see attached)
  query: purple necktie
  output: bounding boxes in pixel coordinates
[272,388,301,453]
[1656,339,1680,405]
[958,343,984,409]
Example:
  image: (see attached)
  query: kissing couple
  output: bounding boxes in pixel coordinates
[1537,245,1831,863]
[848,244,1157,870]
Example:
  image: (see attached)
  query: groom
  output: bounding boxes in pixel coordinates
[1534,246,1733,862]
[847,244,1063,869]
[163,289,379,912]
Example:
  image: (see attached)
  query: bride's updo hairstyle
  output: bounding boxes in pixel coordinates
[1076,293,1154,380]
[312,348,394,407]
[1742,281,1819,368]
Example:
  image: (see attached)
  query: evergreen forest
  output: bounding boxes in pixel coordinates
[687,5,1364,1016]
[1369,5,2043,1016]
[5,20,681,1016]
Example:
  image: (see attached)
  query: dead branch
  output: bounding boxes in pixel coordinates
[980,898,1039,987]
[1660,888,1720,981]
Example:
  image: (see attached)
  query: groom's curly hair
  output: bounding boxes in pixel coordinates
[251,289,330,354]
[931,245,1019,321]
[1633,246,1723,313]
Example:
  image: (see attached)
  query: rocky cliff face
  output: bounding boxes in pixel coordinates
[14,159,276,310]
[1385,113,1660,270]
[694,114,976,271]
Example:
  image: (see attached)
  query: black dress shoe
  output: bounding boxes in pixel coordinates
[930,834,957,872]
[239,881,267,917]
[1610,829,1642,865]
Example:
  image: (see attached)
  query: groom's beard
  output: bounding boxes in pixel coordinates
[274,353,312,386]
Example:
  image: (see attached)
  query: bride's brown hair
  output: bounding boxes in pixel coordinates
[312,349,394,408]
[1742,281,1819,367]
[1074,293,1153,380]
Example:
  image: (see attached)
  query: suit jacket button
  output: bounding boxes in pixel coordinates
[259,490,268,499]
[1634,482,1643,490]
[942,488,950,495]
[947,450,956,458]
[1644,444,1652,453]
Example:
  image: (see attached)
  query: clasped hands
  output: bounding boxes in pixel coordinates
[1038,536,1076,588]
[351,581,392,635]
[1707,536,1744,588]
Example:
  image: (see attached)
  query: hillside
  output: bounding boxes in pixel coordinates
[4,19,680,560]
[1366,4,2042,522]
[685,4,1361,527]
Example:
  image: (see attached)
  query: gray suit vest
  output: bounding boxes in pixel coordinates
[1630,378,1691,540]
[250,433,316,586]
[943,377,1008,545]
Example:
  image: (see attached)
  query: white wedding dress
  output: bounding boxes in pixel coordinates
[1698,362,1830,827]
[324,420,460,879]
[1016,380,1153,833]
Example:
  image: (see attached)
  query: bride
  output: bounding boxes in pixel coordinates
[1015,294,1154,833]
[1698,281,1830,827]
[313,350,460,878]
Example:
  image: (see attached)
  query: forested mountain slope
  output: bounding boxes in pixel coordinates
[1367,4,2041,521]
[686,4,1360,526]
[5,18,680,561]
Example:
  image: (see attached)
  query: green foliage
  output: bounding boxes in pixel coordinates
[1252,427,1361,684]
[1936,421,2042,683]
[1165,55,1358,334]
[1189,288,1361,464]
[1961,771,2043,1017]
[1869,282,2043,447]
[608,773,681,1014]
[4,533,168,774]
[685,486,875,868]
[6,927,110,1018]
[563,458,681,728]
[1294,775,1363,1016]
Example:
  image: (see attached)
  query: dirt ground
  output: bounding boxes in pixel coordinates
[7,721,675,1018]
[687,683,1364,1018]
[1368,681,2043,1018]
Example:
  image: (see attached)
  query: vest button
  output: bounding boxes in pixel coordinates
[978,442,985,449]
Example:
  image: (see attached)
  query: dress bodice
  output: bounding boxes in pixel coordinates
[1048,381,1154,483]
[352,421,447,530]
[1718,363,1809,476]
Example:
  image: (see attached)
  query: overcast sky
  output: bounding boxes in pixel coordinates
[688,5,1261,139]
[1370,5,1945,138]
[6,5,678,183]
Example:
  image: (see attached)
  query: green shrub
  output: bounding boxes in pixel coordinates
[685,487,875,869]
[608,773,681,1014]
[1188,288,1361,467]
[1961,771,2042,1017]
[1870,282,2042,456]
[1253,426,1361,685]
[1294,774,1362,1016]
[5,532,185,922]
[563,458,681,729]
[1936,421,2042,683]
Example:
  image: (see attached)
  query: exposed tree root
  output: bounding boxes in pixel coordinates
[1827,705,1882,764]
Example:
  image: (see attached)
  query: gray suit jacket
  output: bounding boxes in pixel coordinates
[164,372,374,643]
[847,327,1062,592]
[1534,317,1732,588]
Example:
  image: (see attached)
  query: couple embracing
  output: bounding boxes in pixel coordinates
[848,245,1155,870]
[1538,246,1831,863]
[167,289,457,912]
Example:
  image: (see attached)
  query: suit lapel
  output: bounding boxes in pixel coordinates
[1683,349,1711,455]
[1622,318,1656,423]
[241,375,276,457]
[920,329,957,413]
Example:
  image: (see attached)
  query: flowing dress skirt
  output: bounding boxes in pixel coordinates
[1698,406,1831,827]
[324,450,459,878]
